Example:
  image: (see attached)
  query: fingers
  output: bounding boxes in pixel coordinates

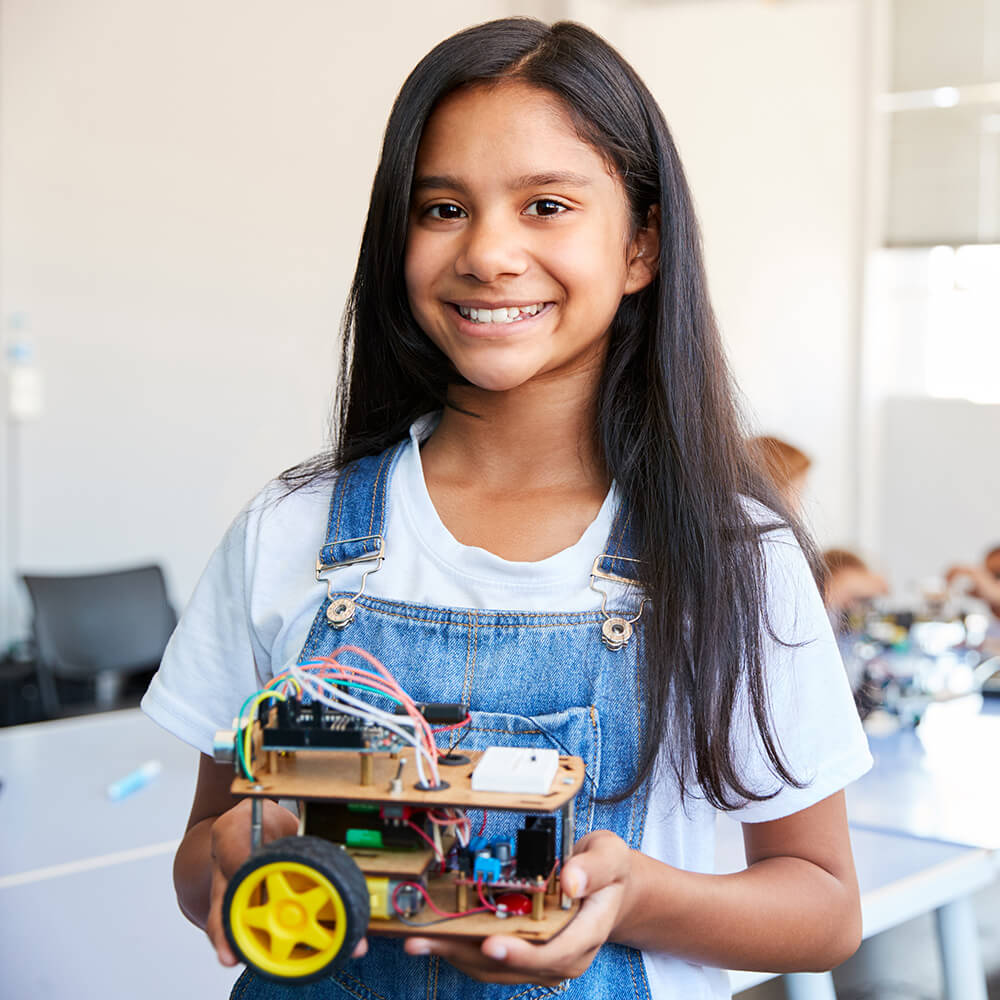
[402,888,617,986]
[403,936,565,987]
[205,798,299,967]
[206,866,238,966]
[399,833,634,985]
[482,881,622,975]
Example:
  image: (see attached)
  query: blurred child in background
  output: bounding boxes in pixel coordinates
[748,436,811,514]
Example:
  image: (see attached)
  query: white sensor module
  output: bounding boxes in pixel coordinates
[471,746,560,794]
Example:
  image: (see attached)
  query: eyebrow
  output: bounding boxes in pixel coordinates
[412,171,594,194]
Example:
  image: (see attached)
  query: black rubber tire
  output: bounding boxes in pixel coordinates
[222,834,370,983]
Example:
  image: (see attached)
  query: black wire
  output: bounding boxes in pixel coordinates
[446,719,474,754]
[391,909,488,927]
[502,712,599,792]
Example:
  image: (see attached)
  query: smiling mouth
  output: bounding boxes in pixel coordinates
[454,302,551,325]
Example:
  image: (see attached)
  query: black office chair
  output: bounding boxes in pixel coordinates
[20,564,177,717]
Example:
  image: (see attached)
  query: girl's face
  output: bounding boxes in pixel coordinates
[405,81,656,394]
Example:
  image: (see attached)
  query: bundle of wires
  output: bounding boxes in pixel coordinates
[236,645,468,786]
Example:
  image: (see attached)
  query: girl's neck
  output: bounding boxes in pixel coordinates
[422,367,607,495]
[417,363,610,561]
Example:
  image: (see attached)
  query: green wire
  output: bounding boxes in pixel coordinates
[317,679,404,704]
[235,691,261,779]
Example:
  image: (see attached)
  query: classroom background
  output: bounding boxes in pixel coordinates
[1,1,999,998]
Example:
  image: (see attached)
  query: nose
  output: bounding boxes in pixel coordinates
[454,215,528,283]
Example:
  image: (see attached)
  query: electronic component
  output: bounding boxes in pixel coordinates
[473,853,502,883]
[471,746,559,794]
[305,801,429,851]
[495,892,532,916]
[393,702,467,724]
[516,816,556,879]
[261,697,403,752]
[368,877,423,919]
[490,837,513,862]
[220,647,586,985]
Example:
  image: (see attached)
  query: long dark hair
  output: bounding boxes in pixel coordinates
[283,17,821,809]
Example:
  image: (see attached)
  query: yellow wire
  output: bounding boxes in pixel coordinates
[241,690,287,780]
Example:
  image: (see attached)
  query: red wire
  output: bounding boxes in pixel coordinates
[475,877,498,912]
[478,810,488,836]
[329,648,439,760]
[426,810,471,840]
[392,880,489,920]
[296,649,443,785]
[548,857,561,886]
[405,820,443,861]
[432,716,471,734]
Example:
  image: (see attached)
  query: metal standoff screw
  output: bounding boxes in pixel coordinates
[390,757,406,794]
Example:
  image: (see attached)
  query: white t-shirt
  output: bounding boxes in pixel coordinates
[143,416,872,999]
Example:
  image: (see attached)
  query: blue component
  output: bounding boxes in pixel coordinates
[473,855,502,883]
[468,836,488,855]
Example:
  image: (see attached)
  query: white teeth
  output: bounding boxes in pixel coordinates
[457,303,546,324]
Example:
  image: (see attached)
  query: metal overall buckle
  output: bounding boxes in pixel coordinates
[315,536,386,629]
[589,554,646,651]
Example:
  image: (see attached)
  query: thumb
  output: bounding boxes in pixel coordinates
[562,831,631,899]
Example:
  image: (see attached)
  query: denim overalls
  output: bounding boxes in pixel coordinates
[231,442,653,1000]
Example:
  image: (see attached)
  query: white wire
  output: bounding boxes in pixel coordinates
[288,665,440,785]
[294,667,442,785]
[295,680,429,787]
[290,667,417,741]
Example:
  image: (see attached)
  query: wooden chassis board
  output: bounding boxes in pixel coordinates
[232,741,584,943]
[231,748,585,812]
[345,842,451,878]
[367,874,580,941]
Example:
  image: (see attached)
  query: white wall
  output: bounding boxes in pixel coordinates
[0,0,869,644]
[0,0,511,641]
[572,0,868,546]
[879,397,1000,592]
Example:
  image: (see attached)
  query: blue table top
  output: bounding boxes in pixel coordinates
[0,709,199,877]
[847,695,1000,850]
[717,818,982,894]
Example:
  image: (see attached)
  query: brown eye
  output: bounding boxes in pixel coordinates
[426,203,466,220]
[525,199,568,217]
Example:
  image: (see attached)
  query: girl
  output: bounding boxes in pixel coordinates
[144,17,872,999]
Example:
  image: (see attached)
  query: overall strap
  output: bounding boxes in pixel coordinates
[316,441,407,574]
[310,441,407,631]
[590,500,644,651]
[594,500,640,583]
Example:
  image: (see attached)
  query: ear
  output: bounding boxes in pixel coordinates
[624,206,660,294]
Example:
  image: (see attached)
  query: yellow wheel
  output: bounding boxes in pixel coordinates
[223,835,369,983]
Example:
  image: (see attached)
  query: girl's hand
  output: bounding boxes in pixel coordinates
[204,799,301,966]
[402,830,635,986]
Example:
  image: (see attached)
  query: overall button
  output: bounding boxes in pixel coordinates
[601,617,632,650]
[326,598,356,628]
